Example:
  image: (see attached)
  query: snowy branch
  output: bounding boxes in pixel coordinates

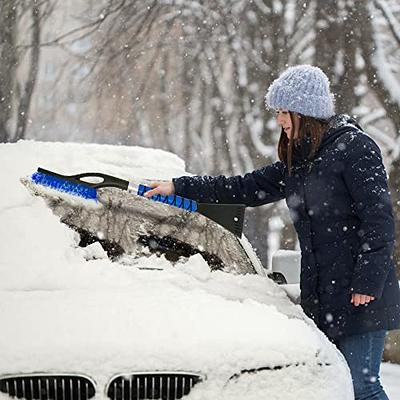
[374,0,400,46]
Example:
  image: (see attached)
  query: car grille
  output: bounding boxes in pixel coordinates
[0,374,96,400]
[106,372,203,400]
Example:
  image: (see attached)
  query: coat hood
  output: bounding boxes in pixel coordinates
[319,114,363,151]
[293,114,362,164]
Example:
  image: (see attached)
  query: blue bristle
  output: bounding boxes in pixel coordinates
[31,171,97,200]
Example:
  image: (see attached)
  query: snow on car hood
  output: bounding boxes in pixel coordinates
[0,141,341,385]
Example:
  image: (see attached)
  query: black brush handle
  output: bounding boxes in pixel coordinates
[37,168,129,190]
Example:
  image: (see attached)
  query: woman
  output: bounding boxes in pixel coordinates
[145,65,400,399]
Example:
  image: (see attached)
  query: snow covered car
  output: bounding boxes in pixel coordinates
[0,141,354,400]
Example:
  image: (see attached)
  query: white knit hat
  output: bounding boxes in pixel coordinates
[265,65,335,119]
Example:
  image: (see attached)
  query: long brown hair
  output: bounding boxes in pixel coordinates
[278,112,329,175]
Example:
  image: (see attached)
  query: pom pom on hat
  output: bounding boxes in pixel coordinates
[265,65,335,119]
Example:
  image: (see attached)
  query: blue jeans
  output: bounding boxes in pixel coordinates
[334,330,389,400]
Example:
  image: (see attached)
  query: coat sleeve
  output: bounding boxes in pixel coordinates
[172,161,286,207]
[343,132,396,299]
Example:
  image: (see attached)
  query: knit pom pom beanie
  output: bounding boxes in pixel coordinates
[265,65,335,119]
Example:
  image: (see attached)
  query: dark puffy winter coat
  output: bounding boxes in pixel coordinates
[173,114,400,340]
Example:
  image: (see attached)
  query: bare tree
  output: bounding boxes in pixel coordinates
[0,0,54,143]
[0,0,18,142]
[356,1,400,277]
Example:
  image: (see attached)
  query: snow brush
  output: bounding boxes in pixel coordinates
[31,167,245,237]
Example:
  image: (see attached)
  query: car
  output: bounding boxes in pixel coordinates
[0,140,354,399]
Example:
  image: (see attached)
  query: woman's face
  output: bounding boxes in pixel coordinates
[275,108,300,139]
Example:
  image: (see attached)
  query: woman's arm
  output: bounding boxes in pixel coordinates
[172,161,286,207]
[343,132,396,300]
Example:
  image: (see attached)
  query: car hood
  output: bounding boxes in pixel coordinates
[0,256,340,384]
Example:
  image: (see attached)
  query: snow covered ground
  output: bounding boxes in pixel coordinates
[381,362,400,398]
[2,139,396,399]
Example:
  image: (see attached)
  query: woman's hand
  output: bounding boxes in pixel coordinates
[144,181,175,198]
[351,293,375,306]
